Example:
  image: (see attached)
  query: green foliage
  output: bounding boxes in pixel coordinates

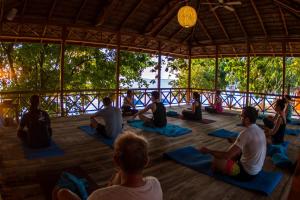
[0,43,155,91]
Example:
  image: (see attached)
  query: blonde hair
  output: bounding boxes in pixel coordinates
[114,131,149,173]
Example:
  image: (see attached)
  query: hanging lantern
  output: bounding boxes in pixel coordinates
[177,5,197,28]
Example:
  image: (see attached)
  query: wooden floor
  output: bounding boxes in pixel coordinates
[1,106,300,200]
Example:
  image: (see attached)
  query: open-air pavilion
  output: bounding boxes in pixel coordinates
[0,0,300,199]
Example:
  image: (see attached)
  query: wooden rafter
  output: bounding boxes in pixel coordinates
[250,0,267,36]
[279,7,288,35]
[74,0,88,23]
[16,0,28,34]
[143,0,179,35]
[197,16,212,41]
[48,0,58,19]
[95,0,119,26]
[233,11,248,38]
[207,0,230,40]
[119,0,143,30]
[170,27,183,40]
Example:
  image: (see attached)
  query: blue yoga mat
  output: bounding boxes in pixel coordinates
[208,129,239,138]
[285,128,300,136]
[23,141,64,160]
[127,119,191,137]
[79,126,114,148]
[164,146,283,196]
[267,141,293,168]
[288,120,300,125]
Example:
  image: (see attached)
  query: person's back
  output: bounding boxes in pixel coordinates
[153,102,167,127]
[237,124,266,175]
[24,110,51,148]
[101,106,123,138]
[87,176,162,200]
[272,116,286,144]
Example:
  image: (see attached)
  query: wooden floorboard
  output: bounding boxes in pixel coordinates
[0,107,299,200]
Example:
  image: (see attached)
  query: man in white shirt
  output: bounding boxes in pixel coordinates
[200,106,266,181]
[55,131,163,200]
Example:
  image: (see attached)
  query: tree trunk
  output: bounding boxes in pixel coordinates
[1,43,18,85]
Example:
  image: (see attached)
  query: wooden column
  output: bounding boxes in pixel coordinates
[60,39,65,117]
[115,34,121,107]
[187,48,192,103]
[282,42,286,96]
[157,42,162,97]
[214,45,219,91]
[246,42,250,106]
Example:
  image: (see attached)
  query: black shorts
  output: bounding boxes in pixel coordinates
[235,161,258,181]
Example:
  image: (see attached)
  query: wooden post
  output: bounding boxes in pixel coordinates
[115,34,121,107]
[214,45,219,91]
[60,35,66,117]
[158,42,162,99]
[246,42,250,106]
[282,42,286,96]
[187,48,192,103]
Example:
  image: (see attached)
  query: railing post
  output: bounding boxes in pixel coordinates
[60,27,66,117]
[187,48,192,104]
[115,34,121,107]
[214,45,219,92]
[158,42,162,100]
[246,42,250,106]
[282,42,286,96]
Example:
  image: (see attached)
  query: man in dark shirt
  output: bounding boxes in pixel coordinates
[133,91,167,127]
[18,95,52,148]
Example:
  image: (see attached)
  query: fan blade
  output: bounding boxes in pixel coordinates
[224,5,235,12]
[226,1,242,5]
[200,3,219,5]
[211,6,220,12]
[218,0,224,3]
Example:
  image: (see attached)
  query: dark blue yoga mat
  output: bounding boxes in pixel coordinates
[23,141,64,160]
[79,126,114,148]
[127,119,191,137]
[285,128,300,136]
[288,120,300,125]
[208,129,239,138]
[164,146,283,195]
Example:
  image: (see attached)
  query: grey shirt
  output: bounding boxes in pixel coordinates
[94,106,123,138]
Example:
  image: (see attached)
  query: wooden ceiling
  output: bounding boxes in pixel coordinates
[0,0,300,57]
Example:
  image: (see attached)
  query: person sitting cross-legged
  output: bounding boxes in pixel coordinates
[182,92,202,120]
[205,90,223,113]
[122,90,138,116]
[90,97,123,139]
[54,131,163,200]
[17,95,52,148]
[200,106,266,181]
[264,99,286,144]
[133,91,167,128]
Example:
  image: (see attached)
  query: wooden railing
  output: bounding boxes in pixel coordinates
[0,88,299,118]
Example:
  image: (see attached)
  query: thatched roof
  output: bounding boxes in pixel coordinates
[1,0,300,57]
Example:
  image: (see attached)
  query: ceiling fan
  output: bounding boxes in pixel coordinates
[201,0,242,12]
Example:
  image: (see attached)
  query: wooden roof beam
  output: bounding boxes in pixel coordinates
[74,0,88,23]
[250,0,267,37]
[119,0,143,30]
[278,6,292,56]
[207,0,230,40]
[198,16,212,41]
[95,0,119,26]
[143,0,180,35]
[48,0,58,19]
[233,11,248,39]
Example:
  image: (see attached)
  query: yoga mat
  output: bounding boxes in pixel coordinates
[267,141,293,168]
[37,166,99,200]
[288,155,300,200]
[288,120,300,126]
[167,111,216,124]
[208,129,239,139]
[79,126,114,148]
[23,141,64,159]
[285,128,300,136]
[218,112,238,117]
[127,119,191,137]
[164,146,283,196]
